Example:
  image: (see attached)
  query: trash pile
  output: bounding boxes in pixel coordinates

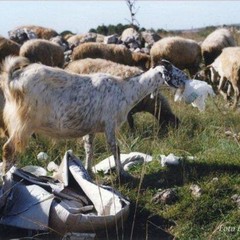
[0,150,130,236]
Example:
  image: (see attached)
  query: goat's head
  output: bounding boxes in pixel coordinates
[157,59,188,89]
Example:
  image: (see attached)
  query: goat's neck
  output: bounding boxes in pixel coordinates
[123,68,164,108]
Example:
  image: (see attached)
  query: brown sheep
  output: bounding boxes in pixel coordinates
[131,52,151,70]
[0,36,20,63]
[201,28,236,66]
[71,42,133,66]
[19,39,65,67]
[150,36,202,76]
[65,58,179,130]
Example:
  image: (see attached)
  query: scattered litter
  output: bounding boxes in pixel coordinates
[21,165,47,176]
[92,152,153,174]
[190,184,202,198]
[160,153,180,167]
[0,150,130,234]
[152,188,178,205]
[174,79,215,111]
[47,161,59,172]
[37,151,49,161]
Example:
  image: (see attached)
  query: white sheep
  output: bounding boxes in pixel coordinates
[1,56,186,179]
[150,36,202,76]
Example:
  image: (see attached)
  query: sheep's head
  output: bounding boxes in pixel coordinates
[158,59,188,88]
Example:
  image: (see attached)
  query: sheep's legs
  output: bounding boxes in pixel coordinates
[83,133,95,174]
[232,85,240,110]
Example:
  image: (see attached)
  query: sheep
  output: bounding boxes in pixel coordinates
[0,56,186,179]
[65,58,179,130]
[150,36,202,76]
[120,27,142,49]
[71,42,133,66]
[207,47,240,109]
[19,39,65,67]
[201,28,236,66]
[0,36,20,63]
[131,52,151,70]
[8,25,58,44]
[71,42,151,69]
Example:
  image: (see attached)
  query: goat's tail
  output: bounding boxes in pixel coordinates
[1,56,30,85]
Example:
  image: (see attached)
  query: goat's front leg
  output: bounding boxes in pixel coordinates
[105,126,133,183]
[83,133,95,174]
[2,138,16,175]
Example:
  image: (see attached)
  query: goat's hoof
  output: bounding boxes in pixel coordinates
[117,171,135,185]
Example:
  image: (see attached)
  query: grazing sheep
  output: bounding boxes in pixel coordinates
[0,36,20,63]
[19,39,65,67]
[131,52,151,70]
[71,42,133,66]
[67,33,97,48]
[65,58,179,130]
[207,47,240,109]
[150,36,202,76]
[201,28,236,66]
[1,56,185,179]
[8,25,58,44]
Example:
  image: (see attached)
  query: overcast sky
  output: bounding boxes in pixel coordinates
[1,1,240,37]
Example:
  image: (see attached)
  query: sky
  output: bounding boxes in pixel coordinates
[1,1,240,37]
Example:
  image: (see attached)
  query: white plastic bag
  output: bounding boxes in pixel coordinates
[174,79,215,111]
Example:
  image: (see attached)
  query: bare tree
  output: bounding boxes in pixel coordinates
[125,0,140,28]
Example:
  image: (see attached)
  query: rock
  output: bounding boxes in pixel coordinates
[152,188,178,205]
[190,184,202,198]
[231,194,240,208]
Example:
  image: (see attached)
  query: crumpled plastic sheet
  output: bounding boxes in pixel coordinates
[174,79,215,111]
[92,152,153,174]
[0,150,130,234]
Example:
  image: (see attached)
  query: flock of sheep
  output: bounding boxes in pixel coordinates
[0,25,239,180]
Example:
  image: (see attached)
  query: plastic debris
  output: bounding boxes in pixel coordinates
[190,184,202,198]
[92,152,153,174]
[37,151,49,161]
[21,165,47,176]
[174,79,215,111]
[0,150,130,234]
[160,153,180,167]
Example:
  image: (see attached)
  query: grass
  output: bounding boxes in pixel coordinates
[1,89,239,239]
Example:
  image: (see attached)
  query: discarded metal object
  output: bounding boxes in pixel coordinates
[0,150,130,235]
